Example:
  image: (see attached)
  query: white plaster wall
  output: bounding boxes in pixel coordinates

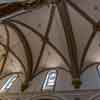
[81,65,100,89]
[55,70,73,91]
[27,69,73,92]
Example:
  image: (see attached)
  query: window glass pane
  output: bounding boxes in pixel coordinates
[6,82,13,89]
[48,82,55,86]
[42,70,57,91]
[49,75,56,80]
[0,74,17,92]
[48,79,55,83]
[98,65,100,70]
[50,73,56,76]
[97,65,100,77]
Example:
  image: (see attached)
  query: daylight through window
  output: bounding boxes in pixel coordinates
[42,70,57,91]
[0,74,17,92]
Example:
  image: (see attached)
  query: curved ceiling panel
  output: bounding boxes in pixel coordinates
[12,5,51,36]
[49,7,70,65]
[2,52,23,73]
[0,24,8,45]
[5,25,28,71]
[9,22,43,72]
[84,32,100,65]
[39,44,67,70]
[70,0,100,22]
[0,0,100,94]
[67,4,93,66]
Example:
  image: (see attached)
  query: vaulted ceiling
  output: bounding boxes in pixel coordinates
[0,0,100,93]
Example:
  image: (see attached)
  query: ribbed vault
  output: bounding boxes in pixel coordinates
[0,0,99,98]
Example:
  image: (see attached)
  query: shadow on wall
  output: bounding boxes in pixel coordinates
[80,64,100,89]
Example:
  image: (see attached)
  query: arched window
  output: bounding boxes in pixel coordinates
[42,70,57,91]
[97,65,100,78]
[0,74,17,92]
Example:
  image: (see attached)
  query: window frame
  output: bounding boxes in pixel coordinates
[42,70,58,92]
[0,74,17,92]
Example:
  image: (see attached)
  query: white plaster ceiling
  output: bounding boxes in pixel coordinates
[70,0,100,22]
[0,0,100,94]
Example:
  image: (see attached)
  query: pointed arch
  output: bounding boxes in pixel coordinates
[8,19,71,71]
[2,21,33,81]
